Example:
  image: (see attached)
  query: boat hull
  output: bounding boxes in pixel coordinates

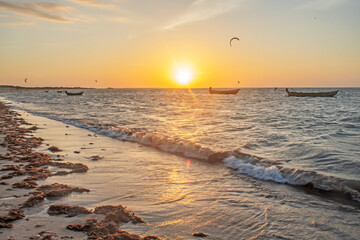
[209,89,240,94]
[286,90,338,97]
[65,91,83,96]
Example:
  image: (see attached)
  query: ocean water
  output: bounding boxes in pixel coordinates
[2,88,360,239]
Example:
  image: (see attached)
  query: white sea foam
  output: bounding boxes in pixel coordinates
[223,156,289,183]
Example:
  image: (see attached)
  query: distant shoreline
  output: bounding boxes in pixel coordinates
[0,86,89,94]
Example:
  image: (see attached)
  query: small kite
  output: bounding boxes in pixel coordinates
[95,80,98,82]
[230,37,239,47]
[24,78,27,83]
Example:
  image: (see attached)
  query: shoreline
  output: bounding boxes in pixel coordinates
[0,100,162,240]
[0,87,88,94]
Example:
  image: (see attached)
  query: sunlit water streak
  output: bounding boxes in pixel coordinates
[2,88,360,239]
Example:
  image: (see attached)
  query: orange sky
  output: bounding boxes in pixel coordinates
[0,0,359,88]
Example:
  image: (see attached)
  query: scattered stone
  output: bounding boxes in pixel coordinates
[143,237,162,240]
[94,205,144,224]
[193,232,209,237]
[48,204,92,217]
[89,155,103,161]
[51,162,88,173]
[29,231,57,240]
[28,126,38,131]
[22,193,45,208]
[73,151,80,154]
[53,171,70,176]
[0,222,12,228]
[48,146,61,152]
[36,183,90,198]
[67,218,142,240]
[13,180,38,189]
[1,165,21,171]
[0,209,24,223]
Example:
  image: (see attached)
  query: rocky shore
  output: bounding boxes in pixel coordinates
[0,101,161,240]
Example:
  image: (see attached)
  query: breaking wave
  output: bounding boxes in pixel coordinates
[4,99,360,204]
[79,124,360,204]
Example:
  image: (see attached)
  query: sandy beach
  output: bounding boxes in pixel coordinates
[0,100,162,240]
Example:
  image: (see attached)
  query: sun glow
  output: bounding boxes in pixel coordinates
[174,67,194,85]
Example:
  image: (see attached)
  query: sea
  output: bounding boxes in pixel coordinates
[1,88,360,239]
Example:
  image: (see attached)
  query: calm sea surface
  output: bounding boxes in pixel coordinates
[2,88,360,239]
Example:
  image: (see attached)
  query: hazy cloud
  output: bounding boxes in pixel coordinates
[0,13,35,25]
[108,16,129,23]
[162,0,239,30]
[0,1,72,22]
[67,0,110,7]
[298,0,349,10]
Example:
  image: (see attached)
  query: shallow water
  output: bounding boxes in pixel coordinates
[1,88,360,239]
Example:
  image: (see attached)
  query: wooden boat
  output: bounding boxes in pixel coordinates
[65,91,83,96]
[286,88,338,97]
[209,87,240,94]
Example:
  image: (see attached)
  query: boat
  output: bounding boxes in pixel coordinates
[65,91,83,96]
[209,87,240,94]
[285,88,338,97]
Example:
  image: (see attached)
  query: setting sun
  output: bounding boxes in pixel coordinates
[174,67,194,85]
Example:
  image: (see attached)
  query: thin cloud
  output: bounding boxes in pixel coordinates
[0,0,72,23]
[0,13,35,25]
[162,0,239,30]
[108,16,129,23]
[298,0,349,10]
[67,0,110,7]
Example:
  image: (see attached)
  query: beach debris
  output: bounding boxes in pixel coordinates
[22,183,90,208]
[94,205,144,224]
[0,208,24,228]
[48,204,92,217]
[13,180,38,189]
[66,216,156,240]
[193,232,209,237]
[89,155,103,161]
[0,167,25,180]
[48,146,61,152]
[0,222,13,228]
[51,162,88,173]
[22,193,46,208]
[28,126,38,131]
[29,231,57,240]
[36,183,90,198]
[74,151,80,154]
[53,170,70,176]
[1,165,21,171]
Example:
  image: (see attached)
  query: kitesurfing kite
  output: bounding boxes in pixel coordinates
[230,37,239,47]
[95,80,97,82]
[24,78,27,83]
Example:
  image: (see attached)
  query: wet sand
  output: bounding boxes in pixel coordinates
[0,100,161,240]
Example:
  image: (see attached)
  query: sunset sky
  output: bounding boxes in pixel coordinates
[0,0,359,88]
